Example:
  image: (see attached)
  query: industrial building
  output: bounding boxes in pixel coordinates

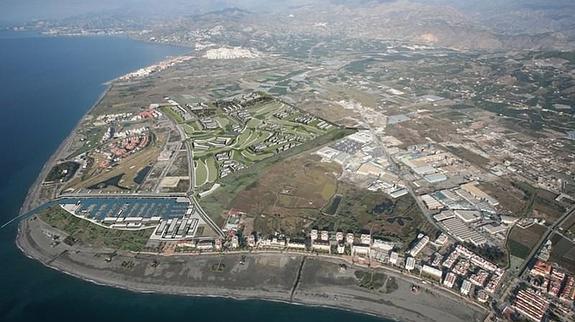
[439,217,487,246]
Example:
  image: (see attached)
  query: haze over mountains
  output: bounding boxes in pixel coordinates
[3,0,575,50]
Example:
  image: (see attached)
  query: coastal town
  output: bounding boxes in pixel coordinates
[16,20,575,322]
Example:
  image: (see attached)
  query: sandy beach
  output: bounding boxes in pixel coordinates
[17,216,487,322]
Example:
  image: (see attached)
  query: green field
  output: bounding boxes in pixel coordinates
[234,129,255,147]
[506,224,547,264]
[246,118,262,128]
[183,123,196,137]
[206,156,218,182]
[241,150,274,162]
[507,239,530,259]
[160,106,185,123]
[253,101,283,116]
[216,116,231,128]
[194,159,208,187]
[39,207,152,252]
[68,126,107,158]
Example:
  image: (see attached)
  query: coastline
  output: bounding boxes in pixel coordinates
[19,83,113,215]
[11,33,487,322]
[17,217,487,322]
[19,43,192,216]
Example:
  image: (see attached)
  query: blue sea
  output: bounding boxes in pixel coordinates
[0,31,389,322]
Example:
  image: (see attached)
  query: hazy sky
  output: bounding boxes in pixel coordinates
[1,0,122,22]
[0,0,270,23]
[2,0,573,24]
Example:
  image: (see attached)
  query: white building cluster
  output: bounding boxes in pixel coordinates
[119,56,193,80]
[315,130,408,198]
[204,47,260,60]
[422,181,513,247]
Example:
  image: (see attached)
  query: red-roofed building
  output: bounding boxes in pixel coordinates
[559,276,575,302]
[512,288,549,322]
[530,260,552,277]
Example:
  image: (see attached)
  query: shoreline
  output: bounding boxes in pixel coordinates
[17,240,386,322]
[17,217,487,322]
[12,32,487,322]
[19,83,113,215]
[17,35,192,216]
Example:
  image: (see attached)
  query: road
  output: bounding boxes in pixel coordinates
[185,140,195,192]
[188,194,224,237]
[152,141,182,193]
[166,115,195,194]
[359,114,443,233]
[495,205,575,311]
[517,205,575,278]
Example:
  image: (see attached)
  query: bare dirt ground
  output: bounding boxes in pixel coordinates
[229,154,341,234]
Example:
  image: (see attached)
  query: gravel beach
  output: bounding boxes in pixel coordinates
[17,217,487,322]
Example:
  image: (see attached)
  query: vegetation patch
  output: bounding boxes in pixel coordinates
[39,207,152,252]
[160,106,185,123]
[194,159,209,187]
[354,270,387,291]
[512,181,566,221]
[224,154,340,234]
[549,233,575,273]
[45,161,80,183]
[199,128,352,227]
[506,224,546,259]
[464,243,507,267]
[314,182,438,244]
[444,145,490,169]
[323,194,343,216]
[385,276,399,294]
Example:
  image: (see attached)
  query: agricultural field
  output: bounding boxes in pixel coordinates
[444,145,490,169]
[561,214,575,240]
[511,181,567,222]
[506,224,547,260]
[480,179,567,221]
[479,179,529,215]
[199,144,435,242]
[549,233,575,273]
